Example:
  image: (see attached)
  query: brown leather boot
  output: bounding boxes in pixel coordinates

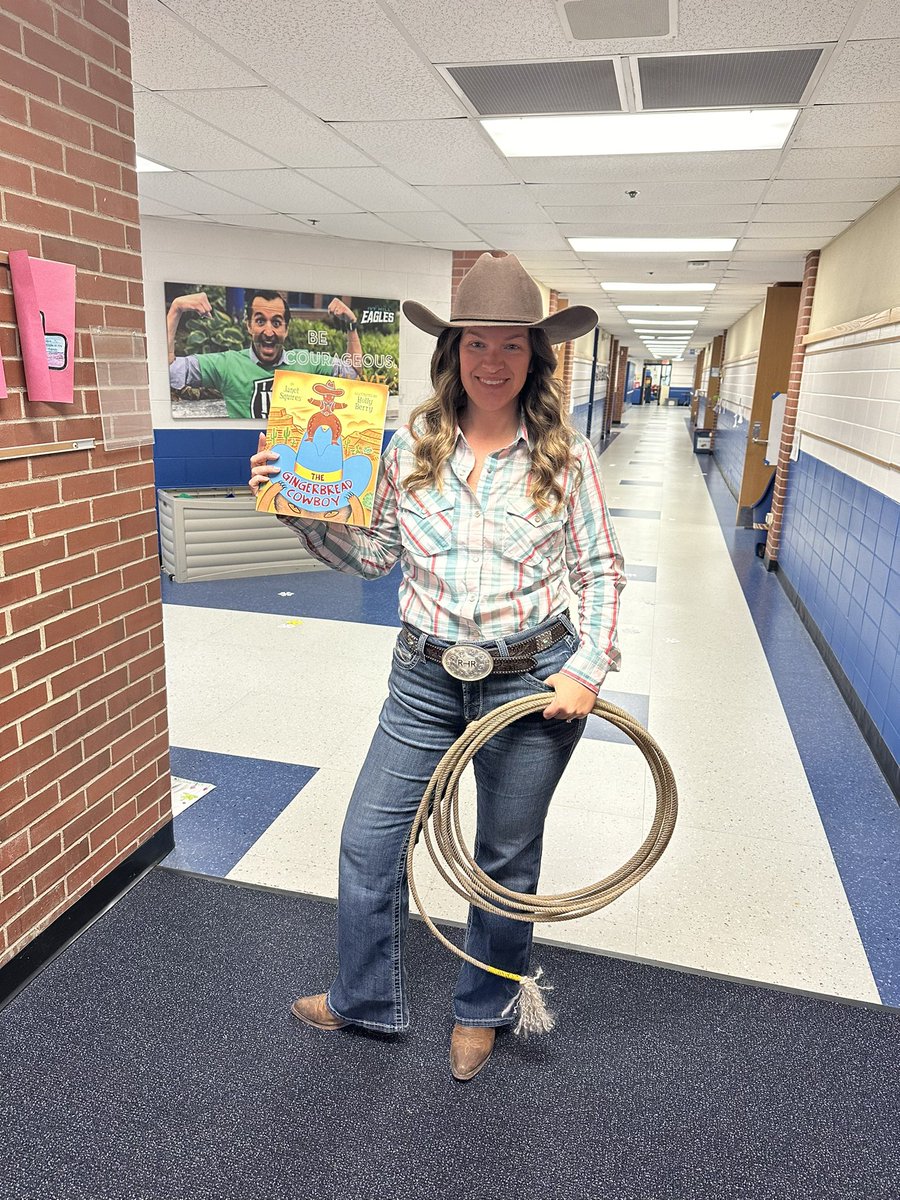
[291,993,349,1031]
[450,1024,496,1081]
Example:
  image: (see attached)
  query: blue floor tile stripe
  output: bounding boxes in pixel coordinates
[697,446,900,1007]
[164,747,317,878]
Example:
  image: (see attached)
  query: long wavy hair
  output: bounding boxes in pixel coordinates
[404,327,580,511]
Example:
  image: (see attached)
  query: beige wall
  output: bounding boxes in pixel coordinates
[809,184,900,334]
[724,299,765,363]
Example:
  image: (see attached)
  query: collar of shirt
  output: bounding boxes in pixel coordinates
[450,417,531,482]
[247,346,286,369]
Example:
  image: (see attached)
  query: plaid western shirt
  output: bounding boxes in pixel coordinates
[278,422,625,691]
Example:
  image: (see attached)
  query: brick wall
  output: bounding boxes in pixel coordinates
[765,250,821,565]
[0,0,171,969]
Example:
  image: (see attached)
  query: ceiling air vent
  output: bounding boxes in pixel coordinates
[638,48,822,109]
[447,59,621,116]
[558,0,675,41]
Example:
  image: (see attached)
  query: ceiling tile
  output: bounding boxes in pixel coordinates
[467,223,572,251]
[380,0,854,60]
[792,102,900,147]
[189,169,361,213]
[137,196,193,217]
[376,211,476,241]
[299,213,418,243]
[160,89,373,169]
[757,201,871,222]
[137,172,270,214]
[212,214,318,233]
[544,204,755,225]
[851,0,900,39]
[735,237,822,251]
[560,222,747,238]
[763,177,898,202]
[526,180,769,206]
[778,146,900,177]
[133,93,280,171]
[128,0,261,89]
[743,221,848,238]
[300,168,439,213]
[162,0,464,120]
[814,40,900,104]
[419,185,547,223]
[513,151,781,184]
[333,120,516,185]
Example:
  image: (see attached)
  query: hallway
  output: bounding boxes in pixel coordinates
[160,404,899,1006]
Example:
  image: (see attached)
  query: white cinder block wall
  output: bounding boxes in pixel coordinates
[141,217,451,432]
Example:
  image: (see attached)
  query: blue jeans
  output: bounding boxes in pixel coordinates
[326,614,586,1032]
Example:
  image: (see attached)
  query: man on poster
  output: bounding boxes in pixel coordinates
[167,289,362,419]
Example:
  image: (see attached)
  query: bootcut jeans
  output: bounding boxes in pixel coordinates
[326,613,587,1032]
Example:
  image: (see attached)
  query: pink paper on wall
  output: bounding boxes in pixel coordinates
[9,250,76,404]
[0,341,7,399]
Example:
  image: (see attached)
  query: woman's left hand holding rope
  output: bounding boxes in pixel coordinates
[540,673,597,722]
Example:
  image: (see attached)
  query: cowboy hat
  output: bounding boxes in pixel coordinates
[402,251,598,345]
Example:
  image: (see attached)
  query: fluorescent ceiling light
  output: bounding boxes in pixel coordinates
[482,108,798,158]
[136,155,172,172]
[628,319,698,326]
[619,305,706,313]
[601,282,715,292]
[573,237,736,253]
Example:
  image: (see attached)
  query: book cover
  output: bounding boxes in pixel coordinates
[255,369,388,527]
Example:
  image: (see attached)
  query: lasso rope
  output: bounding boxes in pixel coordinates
[405,694,678,1036]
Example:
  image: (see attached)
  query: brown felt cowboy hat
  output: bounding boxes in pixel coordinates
[402,251,598,345]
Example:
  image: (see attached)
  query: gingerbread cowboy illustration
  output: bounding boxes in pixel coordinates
[304,379,348,445]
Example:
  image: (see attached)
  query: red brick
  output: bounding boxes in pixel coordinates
[31,167,95,212]
[6,190,72,235]
[0,79,27,123]
[99,246,141,278]
[29,98,93,150]
[64,145,121,189]
[0,150,33,192]
[37,234,101,272]
[100,304,144,330]
[35,838,90,894]
[40,550,97,593]
[55,12,117,67]
[60,748,113,808]
[3,879,67,948]
[8,588,72,635]
[83,711,131,761]
[0,47,59,106]
[62,839,118,897]
[20,691,79,746]
[73,625,126,678]
[117,107,134,140]
[70,569,123,610]
[103,631,148,673]
[66,522,116,556]
[44,606,100,650]
[25,743,83,799]
[118,511,156,540]
[0,829,29,874]
[15,642,76,690]
[60,76,118,129]
[1,832,62,895]
[23,27,88,84]
[82,0,129,46]
[87,60,130,105]
[124,224,141,252]
[31,500,93,538]
[0,682,47,729]
[0,628,41,670]
[1,0,55,33]
[0,570,39,614]
[91,124,131,164]
[116,810,164,855]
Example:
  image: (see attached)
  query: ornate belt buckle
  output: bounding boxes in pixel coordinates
[441,644,494,681]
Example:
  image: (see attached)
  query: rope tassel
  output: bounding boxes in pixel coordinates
[406,693,678,1037]
[505,969,556,1038]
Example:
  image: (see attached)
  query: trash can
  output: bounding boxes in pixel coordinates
[692,429,713,454]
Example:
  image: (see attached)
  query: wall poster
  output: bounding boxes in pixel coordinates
[165,282,399,420]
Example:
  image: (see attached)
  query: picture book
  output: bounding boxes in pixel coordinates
[255,369,389,527]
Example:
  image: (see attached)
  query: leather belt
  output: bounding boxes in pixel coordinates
[402,618,569,681]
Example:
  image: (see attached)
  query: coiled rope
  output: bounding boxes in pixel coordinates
[405,693,678,1036]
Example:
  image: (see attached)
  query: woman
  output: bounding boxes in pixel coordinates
[249,251,624,1081]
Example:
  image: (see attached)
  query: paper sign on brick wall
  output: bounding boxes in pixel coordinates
[8,250,76,405]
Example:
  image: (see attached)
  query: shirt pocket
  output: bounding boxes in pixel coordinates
[399,488,455,563]
[503,496,564,567]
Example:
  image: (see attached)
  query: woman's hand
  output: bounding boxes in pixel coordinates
[540,673,597,722]
[249,433,281,496]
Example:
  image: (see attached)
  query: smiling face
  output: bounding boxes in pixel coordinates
[457,326,532,420]
[246,295,289,366]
